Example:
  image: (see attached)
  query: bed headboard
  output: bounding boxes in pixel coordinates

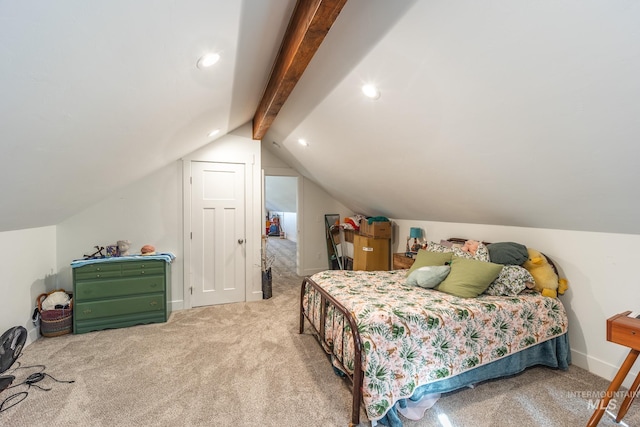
[448,237,491,247]
[446,237,559,275]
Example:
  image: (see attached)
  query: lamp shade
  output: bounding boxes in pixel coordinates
[409,227,422,239]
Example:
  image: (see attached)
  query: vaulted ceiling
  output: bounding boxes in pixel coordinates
[263,0,640,235]
[2,1,640,235]
[0,0,296,231]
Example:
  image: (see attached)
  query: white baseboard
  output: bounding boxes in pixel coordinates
[170,300,184,311]
[571,348,638,389]
[25,325,40,347]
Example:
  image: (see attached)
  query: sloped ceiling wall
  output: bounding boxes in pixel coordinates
[263,0,640,235]
[0,0,296,232]
[265,176,297,213]
[2,1,640,236]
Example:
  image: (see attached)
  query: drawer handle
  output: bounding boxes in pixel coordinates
[141,271,145,274]
[150,301,158,306]
[83,309,92,314]
[96,274,100,278]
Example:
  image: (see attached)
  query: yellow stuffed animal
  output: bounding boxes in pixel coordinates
[522,248,568,298]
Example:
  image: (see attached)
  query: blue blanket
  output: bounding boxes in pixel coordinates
[377,333,571,426]
[70,252,175,268]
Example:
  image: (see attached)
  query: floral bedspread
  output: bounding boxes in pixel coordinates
[302,269,568,421]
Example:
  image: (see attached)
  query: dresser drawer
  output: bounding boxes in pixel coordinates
[75,276,165,300]
[607,313,640,351]
[121,261,165,277]
[121,260,163,270]
[75,294,164,320]
[74,263,123,280]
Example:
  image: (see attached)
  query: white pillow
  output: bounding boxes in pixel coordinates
[406,265,451,289]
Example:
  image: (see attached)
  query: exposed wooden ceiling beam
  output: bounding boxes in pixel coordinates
[252,0,348,140]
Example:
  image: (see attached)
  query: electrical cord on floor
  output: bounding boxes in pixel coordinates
[0,362,74,413]
[0,391,27,413]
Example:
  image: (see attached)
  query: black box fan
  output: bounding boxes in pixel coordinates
[0,326,26,374]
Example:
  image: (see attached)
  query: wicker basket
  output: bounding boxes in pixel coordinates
[37,290,73,337]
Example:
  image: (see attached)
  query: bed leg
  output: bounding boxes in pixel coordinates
[300,276,364,426]
[351,359,362,426]
[299,278,307,334]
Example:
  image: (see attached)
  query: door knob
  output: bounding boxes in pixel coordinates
[238,239,244,244]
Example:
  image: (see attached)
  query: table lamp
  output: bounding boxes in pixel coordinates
[407,227,423,254]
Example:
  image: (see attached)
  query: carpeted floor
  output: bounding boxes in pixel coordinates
[1,237,638,426]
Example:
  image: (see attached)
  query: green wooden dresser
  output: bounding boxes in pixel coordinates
[72,258,172,334]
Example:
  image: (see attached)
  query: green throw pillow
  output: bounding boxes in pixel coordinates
[436,256,503,298]
[406,265,451,289]
[486,242,528,265]
[406,249,453,277]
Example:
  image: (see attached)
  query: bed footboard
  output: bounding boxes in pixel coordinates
[299,276,363,427]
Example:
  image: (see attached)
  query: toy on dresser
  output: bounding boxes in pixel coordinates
[117,240,131,256]
[141,244,156,256]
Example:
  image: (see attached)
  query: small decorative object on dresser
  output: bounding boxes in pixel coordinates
[140,244,156,255]
[117,240,131,256]
[105,245,118,257]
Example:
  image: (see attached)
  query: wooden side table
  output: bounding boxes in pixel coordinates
[587,311,640,426]
[392,253,415,270]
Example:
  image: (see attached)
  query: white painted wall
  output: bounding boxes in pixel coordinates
[300,178,350,276]
[282,212,297,243]
[0,226,56,344]
[57,161,183,308]
[265,175,297,213]
[393,219,640,388]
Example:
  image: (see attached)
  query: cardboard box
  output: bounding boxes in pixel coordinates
[359,221,391,239]
[353,234,390,271]
[343,229,355,243]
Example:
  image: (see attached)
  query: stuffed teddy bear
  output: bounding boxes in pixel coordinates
[522,248,568,298]
[460,240,480,255]
[461,240,480,256]
[117,240,131,256]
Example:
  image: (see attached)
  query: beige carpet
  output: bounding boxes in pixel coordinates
[1,237,638,426]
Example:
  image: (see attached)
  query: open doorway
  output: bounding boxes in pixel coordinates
[264,174,299,274]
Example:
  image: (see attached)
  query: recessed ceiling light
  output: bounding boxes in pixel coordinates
[197,53,220,69]
[298,138,309,147]
[362,84,380,100]
[208,129,220,137]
